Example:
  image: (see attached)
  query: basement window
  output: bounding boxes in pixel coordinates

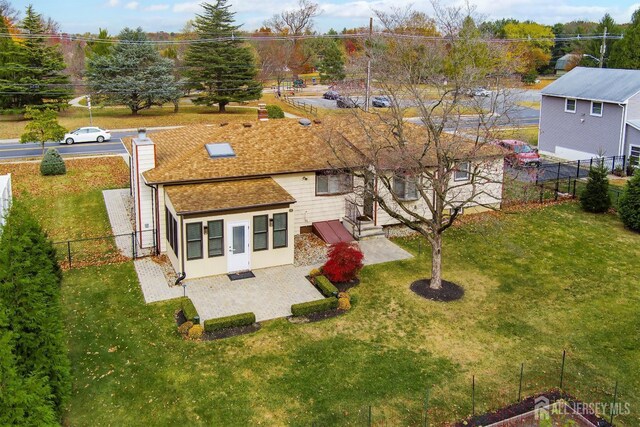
[205,143,235,159]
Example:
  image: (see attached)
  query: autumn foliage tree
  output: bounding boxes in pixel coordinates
[322,242,364,283]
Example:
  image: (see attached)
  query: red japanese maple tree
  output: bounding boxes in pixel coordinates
[322,242,364,283]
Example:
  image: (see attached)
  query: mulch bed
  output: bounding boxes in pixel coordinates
[410,279,464,302]
[287,309,346,324]
[334,278,360,292]
[454,389,612,427]
[175,310,261,341]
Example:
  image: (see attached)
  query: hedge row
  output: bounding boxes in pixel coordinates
[179,297,199,323]
[291,297,338,317]
[315,275,338,297]
[204,312,256,332]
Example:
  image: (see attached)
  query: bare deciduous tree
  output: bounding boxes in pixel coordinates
[323,3,521,292]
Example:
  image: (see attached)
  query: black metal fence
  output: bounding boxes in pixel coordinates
[52,229,156,269]
[327,350,623,426]
[504,155,631,207]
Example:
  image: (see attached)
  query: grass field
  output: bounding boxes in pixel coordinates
[493,126,539,146]
[60,202,640,426]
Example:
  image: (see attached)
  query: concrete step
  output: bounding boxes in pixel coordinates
[358,228,386,240]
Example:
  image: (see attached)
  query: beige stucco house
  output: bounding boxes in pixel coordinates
[124,117,503,280]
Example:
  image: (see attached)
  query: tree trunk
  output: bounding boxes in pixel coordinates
[430,233,443,290]
[219,102,227,113]
[173,100,179,113]
[131,108,138,116]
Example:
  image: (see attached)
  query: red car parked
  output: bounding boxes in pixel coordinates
[495,139,541,167]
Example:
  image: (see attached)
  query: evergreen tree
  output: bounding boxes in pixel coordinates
[0,202,70,418]
[585,14,619,68]
[0,11,22,109]
[9,5,71,109]
[609,8,640,69]
[185,0,262,113]
[40,148,66,176]
[87,27,181,115]
[0,303,57,426]
[317,41,346,83]
[580,160,612,213]
[85,28,111,58]
[618,169,640,231]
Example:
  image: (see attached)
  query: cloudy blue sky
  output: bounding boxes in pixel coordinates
[12,0,640,34]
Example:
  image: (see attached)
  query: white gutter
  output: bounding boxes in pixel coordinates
[619,103,628,157]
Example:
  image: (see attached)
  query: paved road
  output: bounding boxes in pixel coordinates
[0,130,137,160]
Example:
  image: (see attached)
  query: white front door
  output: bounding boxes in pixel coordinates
[227,221,250,273]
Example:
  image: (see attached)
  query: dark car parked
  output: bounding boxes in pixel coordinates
[336,96,359,108]
[323,90,340,100]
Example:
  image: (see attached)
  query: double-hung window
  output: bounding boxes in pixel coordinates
[165,208,178,255]
[207,220,223,257]
[454,162,471,181]
[591,101,603,117]
[316,171,352,195]
[393,175,418,200]
[253,215,268,251]
[565,98,576,113]
[272,213,288,248]
[186,222,203,260]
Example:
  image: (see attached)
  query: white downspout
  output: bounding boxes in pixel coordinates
[619,103,628,157]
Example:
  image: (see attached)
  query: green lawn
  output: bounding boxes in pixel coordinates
[62,203,640,425]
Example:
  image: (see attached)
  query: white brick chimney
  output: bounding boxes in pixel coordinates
[131,128,156,248]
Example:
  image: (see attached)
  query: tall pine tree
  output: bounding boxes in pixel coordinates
[185,0,261,113]
[609,8,640,69]
[316,41,346,83]
[0,11,22,109]
[87,27,182,115]
[10,5,71,109]
[0,202,70,419]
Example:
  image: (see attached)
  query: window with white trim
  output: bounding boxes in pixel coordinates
[316,171,352,195]
[630,145,640,167]
[565,98,576,113]
[454,162,471,181]
[591,101,603,117]
[392,175,418,200]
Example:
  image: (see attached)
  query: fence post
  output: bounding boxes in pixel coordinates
[131,232,136,259]
[572,179,577,198]
[610,381,618,425]
[559,350,566,390]
[368,405,372,427]
[556,161,561,181]
[612,156,615,172]
[576,160,581,178]
[472,375,475,417]
[622,154,626,171]
[518,363,524,402]
[67,241,72,269]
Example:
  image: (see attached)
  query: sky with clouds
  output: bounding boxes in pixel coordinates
[11,0,640,34]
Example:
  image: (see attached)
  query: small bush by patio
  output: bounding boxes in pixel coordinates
[266,105,285,119]
[291,297,338,317]
[179,297,199,323]
[337,292,351,311]
[322,242,364,283]
[618,169,640,231]
[203,312,256,332]
[177,321,193,336]
[315,275,338,297]
[40,148,66,176]
[187,325,204,340]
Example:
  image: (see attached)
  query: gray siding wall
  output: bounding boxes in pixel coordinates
[627,93,640,120]
[625,125,640,155]
[539,95,624,159]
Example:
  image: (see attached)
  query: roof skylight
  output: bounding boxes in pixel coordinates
[205,143,235,159]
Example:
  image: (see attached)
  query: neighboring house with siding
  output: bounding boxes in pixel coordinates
[124,118,503,280]
[538,67,640,164]
[0,174,11,228]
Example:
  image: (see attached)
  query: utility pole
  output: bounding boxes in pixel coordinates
[364,17,373,112]
[599,27,607,68]
[87,95,93,126]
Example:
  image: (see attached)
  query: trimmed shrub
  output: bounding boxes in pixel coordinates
[180,297,199,323]
[309,268,322,278]
[580,161,612,213]
[315,275,338,297]
[322,242,364,283]
[177,321,193,336]
[204,312,255,332]
[291,297,338,317]
[266,105,285,119]
[40,148,66,176]
[188,324,204,340]
[337,296,351,311]
[618,169,640,231]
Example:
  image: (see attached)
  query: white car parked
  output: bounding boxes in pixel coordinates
[62,127,111,145]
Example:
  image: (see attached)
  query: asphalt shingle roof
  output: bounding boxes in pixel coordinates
[541,67,640,103]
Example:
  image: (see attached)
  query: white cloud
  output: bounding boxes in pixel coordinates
[172,2,203,13]
[125,1,139,10]
[106,0,120,6]
[144,4,171,11]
